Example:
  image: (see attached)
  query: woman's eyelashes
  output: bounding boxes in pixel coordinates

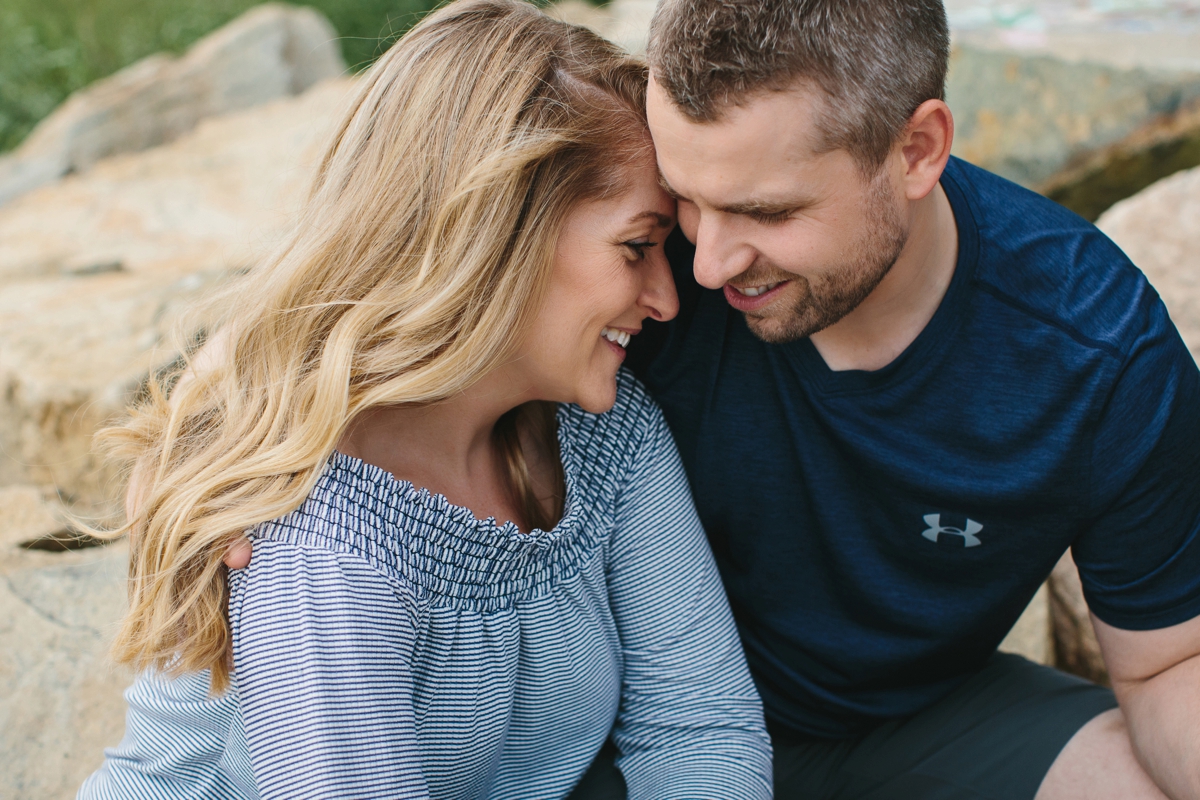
[622,239,657,261]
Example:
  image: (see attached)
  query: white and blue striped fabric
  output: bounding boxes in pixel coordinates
[80,370,772,800]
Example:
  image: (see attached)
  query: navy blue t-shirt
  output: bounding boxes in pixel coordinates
[627,157,1200,738]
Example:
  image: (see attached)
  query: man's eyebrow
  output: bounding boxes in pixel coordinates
[657,174,682,199]
[627,211,675,228]
[717,196,813,216]
[657,173,812,217]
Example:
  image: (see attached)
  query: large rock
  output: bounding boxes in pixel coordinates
[0,72,356,800]
[939,1,1200,190]
[1041,100,1200,221]
[0,540,132,800]
[1098,164,1200,363]
[0,3,345,208]
[999,582,1053,665]
[0,77,355,505]
[1048,551,1109,686]
[946,47,1200,187]
[0,485,66,551]
[945,0,1200,75]
[1037,164,1200,687]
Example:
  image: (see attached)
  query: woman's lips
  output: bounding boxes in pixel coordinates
[723,280,790,312]
[602,337,627,361]
[600,326,637,361]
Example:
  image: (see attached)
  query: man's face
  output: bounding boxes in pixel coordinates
[647,77,909,344]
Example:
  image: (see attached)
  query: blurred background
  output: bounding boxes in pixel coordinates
[1,1,1198,798]
[0,0,437,152]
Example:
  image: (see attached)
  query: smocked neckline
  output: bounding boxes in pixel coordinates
[254,371,651,609]
[323,400,583,543]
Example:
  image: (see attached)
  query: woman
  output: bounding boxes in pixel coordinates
[79,1,771,798]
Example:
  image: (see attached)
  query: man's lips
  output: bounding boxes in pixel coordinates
[723,280,790,312]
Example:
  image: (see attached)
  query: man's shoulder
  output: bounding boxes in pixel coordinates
[946,157,1163,360]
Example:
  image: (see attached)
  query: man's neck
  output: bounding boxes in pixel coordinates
[809,182,959,372]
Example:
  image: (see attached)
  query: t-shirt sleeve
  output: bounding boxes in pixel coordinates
[229,540,429,799]
[604,396,773,800]
[1074,302,1200,631]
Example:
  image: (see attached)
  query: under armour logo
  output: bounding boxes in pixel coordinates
[921,514,984,547]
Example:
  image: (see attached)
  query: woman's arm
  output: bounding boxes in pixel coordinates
[605,402,773,800]
[78,670,245,799]
[229,540,429,799]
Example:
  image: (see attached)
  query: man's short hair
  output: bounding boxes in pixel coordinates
[647,0,950,173]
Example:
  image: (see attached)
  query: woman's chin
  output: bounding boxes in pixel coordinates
[572,374,619,415]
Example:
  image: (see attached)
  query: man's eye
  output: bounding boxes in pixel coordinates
[748,210,792,226]
[623,240,656,259]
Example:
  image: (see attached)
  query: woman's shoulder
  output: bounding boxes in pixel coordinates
[246,457,431,595]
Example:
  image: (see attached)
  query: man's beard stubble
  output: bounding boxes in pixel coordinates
[741,174,909,345]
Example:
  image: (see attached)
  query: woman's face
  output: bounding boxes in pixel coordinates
[516,149,679,414]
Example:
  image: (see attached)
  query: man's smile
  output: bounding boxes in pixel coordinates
[723,280,790,312]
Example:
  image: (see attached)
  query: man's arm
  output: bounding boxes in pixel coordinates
[1094,612,1200,800]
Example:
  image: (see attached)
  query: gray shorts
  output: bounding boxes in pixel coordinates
[568,653,1117,800]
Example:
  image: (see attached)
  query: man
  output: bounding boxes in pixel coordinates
[610,0,1200,798]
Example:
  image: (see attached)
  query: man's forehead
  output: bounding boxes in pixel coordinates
[650,82,827,165]
[649,75,827,142]
[647,80,838,205]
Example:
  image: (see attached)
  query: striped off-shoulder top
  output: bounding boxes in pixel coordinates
[79,370,772,800]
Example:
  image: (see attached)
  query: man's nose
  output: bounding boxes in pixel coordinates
[691,213,757,290]
[639,250,680,322]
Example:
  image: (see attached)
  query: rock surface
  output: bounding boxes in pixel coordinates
[0,3,345,208]
[0,485,67,551]
[0,77,355,507]
[0,70,355,798]
[1098,163,1200,362]
[945,0,1200,74]
[0,542,132,800]
[1042,99,1200,220]
[946,47,1200,187]
[999,582,1054,665]
[5,5,1199,796]
[1048,551,1110,686]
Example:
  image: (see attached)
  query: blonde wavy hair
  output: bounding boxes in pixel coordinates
[101,0,653,691]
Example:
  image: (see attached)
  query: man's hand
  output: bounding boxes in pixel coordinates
[1096,612,1200,800]
[224,538,252,569]
[125,462,253,570]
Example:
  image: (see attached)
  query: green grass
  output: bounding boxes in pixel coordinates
[0,0,442,153]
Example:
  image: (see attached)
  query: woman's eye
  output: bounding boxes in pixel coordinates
[623,240,656,260]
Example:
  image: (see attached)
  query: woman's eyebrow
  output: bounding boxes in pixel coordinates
[627,211,675,228]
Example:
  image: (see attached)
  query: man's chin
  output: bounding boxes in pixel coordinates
[742,311,820,345]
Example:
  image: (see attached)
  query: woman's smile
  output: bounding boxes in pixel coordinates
[512,147,679,414]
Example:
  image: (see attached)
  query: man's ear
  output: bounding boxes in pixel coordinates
[898,99,954,202]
